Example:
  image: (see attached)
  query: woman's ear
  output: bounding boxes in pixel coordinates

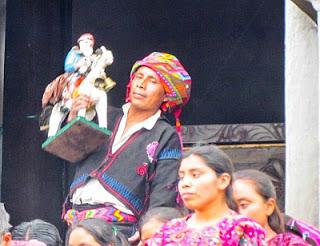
[218,173,231,190]
[265,198,276,216]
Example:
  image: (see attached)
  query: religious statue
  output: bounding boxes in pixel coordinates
[40,33,115,162]
[41,33,115,137]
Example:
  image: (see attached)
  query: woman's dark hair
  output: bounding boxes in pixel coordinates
[233,169,284,233]
[65,218,129,246]
[182,145,236,210]
[138,207,185,231]
[11,219,62,246]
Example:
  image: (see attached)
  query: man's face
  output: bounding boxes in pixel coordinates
[130,66,166,114]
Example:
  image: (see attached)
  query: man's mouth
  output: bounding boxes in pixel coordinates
[132,91,146,98]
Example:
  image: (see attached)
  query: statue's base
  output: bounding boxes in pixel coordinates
[42,117,111,163]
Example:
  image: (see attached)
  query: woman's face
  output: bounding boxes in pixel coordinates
[68,227,102,246]
[232,179,270,228]
[178,154,224,211]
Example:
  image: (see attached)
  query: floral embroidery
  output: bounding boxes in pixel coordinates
[145,212,266,245]
[136,163,148,176]
[268,232,310,245]
[146,141,159,163]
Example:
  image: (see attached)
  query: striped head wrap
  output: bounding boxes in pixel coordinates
[127,52,192,147]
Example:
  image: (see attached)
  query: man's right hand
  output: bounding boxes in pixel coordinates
[67,94,93,122]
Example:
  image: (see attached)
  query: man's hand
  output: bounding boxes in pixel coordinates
[67,94,93,122]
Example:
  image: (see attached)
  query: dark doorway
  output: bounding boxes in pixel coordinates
[2,0,284,236]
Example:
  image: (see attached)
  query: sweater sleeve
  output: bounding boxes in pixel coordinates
[148,128,181,209]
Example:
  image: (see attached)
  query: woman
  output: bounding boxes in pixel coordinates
[146,145,266,245]
[233,169,310,245]
[11,219,62,246]
[65,218,129,246]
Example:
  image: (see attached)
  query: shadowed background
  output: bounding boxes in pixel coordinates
[1,0,283,234]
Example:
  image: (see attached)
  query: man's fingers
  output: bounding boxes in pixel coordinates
[67,95,92,122]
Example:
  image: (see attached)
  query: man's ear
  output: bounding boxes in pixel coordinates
[2,232,12,246]
[162,96,168,103]
[265,198,276,216]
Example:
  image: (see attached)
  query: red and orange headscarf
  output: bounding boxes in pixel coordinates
[127,52,192,147]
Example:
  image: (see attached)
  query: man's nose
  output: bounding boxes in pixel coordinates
[136,79,147,88]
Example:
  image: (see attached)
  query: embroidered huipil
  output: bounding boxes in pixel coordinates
[268,233,310,246]
[145,212,266,246]
[64,104,182,218]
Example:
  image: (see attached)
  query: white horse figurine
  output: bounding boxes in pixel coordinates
[46,46,114,137]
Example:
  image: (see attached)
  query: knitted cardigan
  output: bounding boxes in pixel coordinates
[63,110,182,218]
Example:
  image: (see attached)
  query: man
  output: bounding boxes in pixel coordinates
[0,203,12,246]
[62,52,192,242]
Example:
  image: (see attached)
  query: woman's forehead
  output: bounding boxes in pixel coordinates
[233,179,257,194]
[179,155,209,170]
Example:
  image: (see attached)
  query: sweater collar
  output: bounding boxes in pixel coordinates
[122,103,161,130]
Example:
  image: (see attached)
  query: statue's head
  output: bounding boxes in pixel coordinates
[77,33,95,57]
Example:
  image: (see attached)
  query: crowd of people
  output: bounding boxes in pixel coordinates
[1,145,320,245]
[4,39,320,245]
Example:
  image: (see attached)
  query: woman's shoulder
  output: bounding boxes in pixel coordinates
[268,232,310,246]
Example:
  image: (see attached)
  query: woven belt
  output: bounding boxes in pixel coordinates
[64,206,137,225]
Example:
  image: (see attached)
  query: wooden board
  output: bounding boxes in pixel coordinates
[42,117,111,163]
[221,143,285,210]
[182,123,285,145]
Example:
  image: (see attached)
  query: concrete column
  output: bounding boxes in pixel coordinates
[285,0,319,227]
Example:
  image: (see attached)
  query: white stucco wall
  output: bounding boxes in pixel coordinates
[285,0,319,226]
